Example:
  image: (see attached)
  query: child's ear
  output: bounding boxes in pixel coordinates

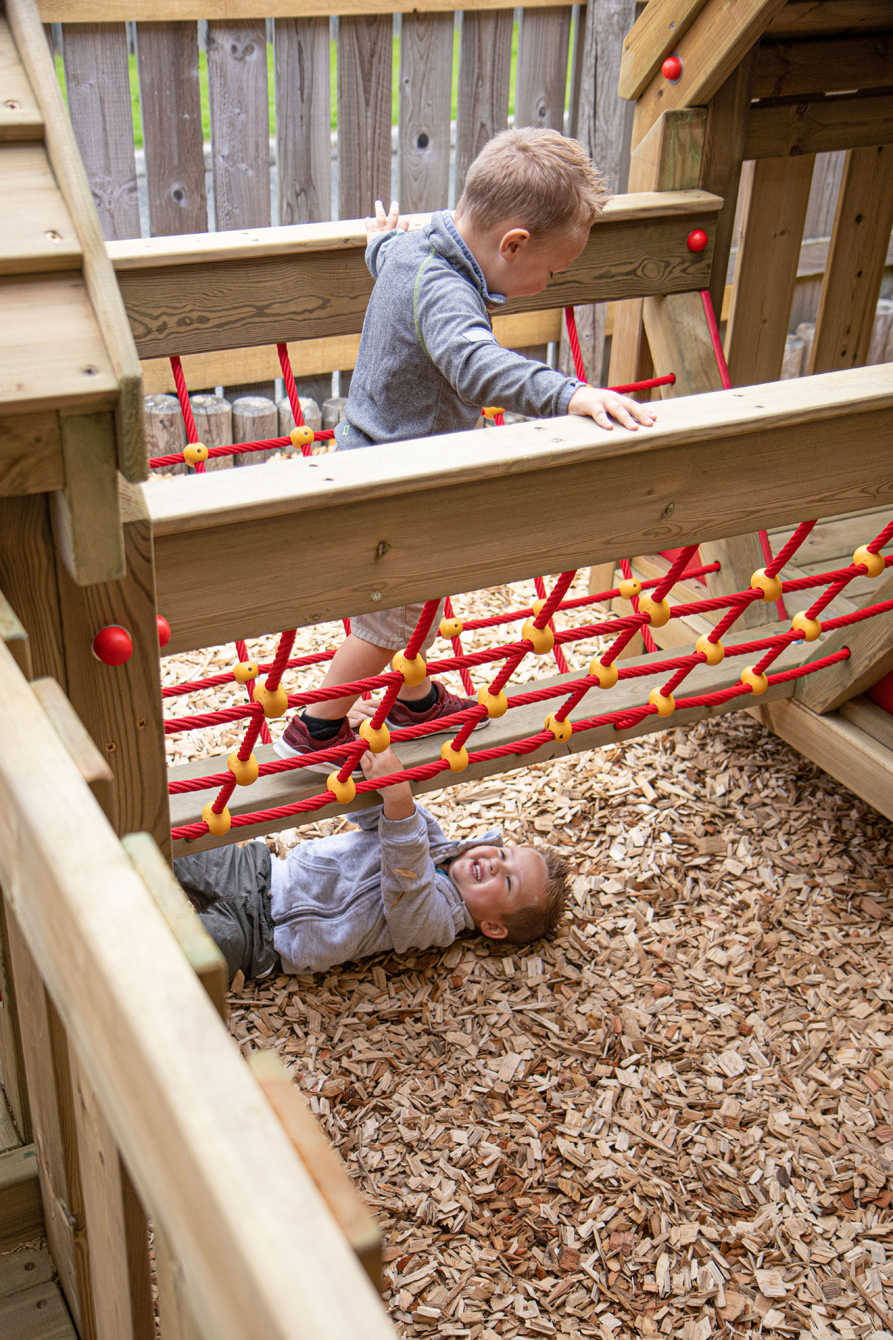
[499,227,530,258]
[480,920,508,940]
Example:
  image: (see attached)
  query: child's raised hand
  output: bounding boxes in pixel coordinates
[567,385,656,432]
[358,744,405,783]
[365,199,409,243]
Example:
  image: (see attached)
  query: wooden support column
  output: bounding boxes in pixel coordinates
[810,145,893,374]
[50,411,125,587]
[795,571,893,715]
[0,896,30,1143]
[698,50,755,327]
[0,494,66,684]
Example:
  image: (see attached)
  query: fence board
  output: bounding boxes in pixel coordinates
[206,20,271,231]
[398,13,454,212]
[455,8,513,198]
[275,17,331,225]
[515,6,571,132]
[136,22,207,237]
[338,15,393,219]
[61,23,140,241]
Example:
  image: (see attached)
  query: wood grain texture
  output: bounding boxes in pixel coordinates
[0,144,82,274]
[642,290,724,395]
[136,22,207,237]
[61,23,140,241]
[153,1227,203,1340]
[0,1280,78,1338]
[618,0,709,101]
[744,90,893,159]
[207,20,271,232]
[0,897,31,1144]
[148,367,893,653]
[0,16,43,141]
[764,697,893,823]
[751,33,893,99]
[810,145,893,373]
[725,152,815,386]
[698,50,754,324]
[0,412,63,496]
[455,8,513,198]
[398,13,454,213]
[338,15,393,220]
[40,0,574,18]
[31,677,113,807]
[50,411,125,587]
[515,6,571,132]
[840,695,893,752]
[764,1,893,39]
[0,1147,43,1252]
[0,495,66,684]
[275,17,331,225]
[795,571,893,713]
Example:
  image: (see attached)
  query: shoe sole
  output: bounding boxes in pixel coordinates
[385,711,491,735]
[273,737,365,777]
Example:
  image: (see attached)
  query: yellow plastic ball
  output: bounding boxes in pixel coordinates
[202,801,231,836]
[639,596,671,627]
[532,598,547,616]
[648,687,675,718]
[233,660,258,685]
[750,568,783,603]
[741,666,768,696]
[441,740,469,772]
[290,425,314,450]
[854,545,885,578]
[589,658,618,689]
[393,651,427,686]
[522,619,555,654]
[478,687,508,718]
[183,442,209,467]
[327,771,357,804]
[482,406,504,419]
[791,611,822,642]
[696,634,725,666]
[359,719,390,753]
[545,713,572,743]
[439,616,463,639]
[618,577,642,600]
[227,750,259,786]
[256,684,289,719]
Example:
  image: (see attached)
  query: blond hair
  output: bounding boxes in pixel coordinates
[456,127,609,238]
[500,844,570,944]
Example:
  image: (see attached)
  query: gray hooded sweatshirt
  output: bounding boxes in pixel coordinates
[270,801,501,974]
[335,209,583,450]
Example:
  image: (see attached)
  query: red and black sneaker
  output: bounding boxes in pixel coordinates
[386,680,490,734]
[274,713,361,775]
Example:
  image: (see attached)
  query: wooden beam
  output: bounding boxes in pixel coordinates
[0,897,31,1141]
[0,144,82,275]
[699,49,755,329]
[631,0,786,152]
[148,367,893,653]
[0,17,43,142]
[618,0,709,102]
[0,587,31,681]
[809,145,893,374]
[109,191,721,359]
[50,411,126,587]
[642,290,724,395]
[751,35,893,99]
[0,411,64,498]
[38,0,574,18]
[31,677,113,813]
[743,90,893,160]
[762,698,893,824]
[0,1145,43,1252]
[763,1,893,40]
[839,695,893,753]
[795,571,893,714]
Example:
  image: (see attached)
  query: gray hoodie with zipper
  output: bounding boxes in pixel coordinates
[334,209,583,450]
[270,801,502,974]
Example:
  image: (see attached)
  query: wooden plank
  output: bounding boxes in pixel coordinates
[55,480,169,854]
[0,1073,20,1153]
[153,1226,203,1340]
[61,24,140,242]
[123,833,228,1022]
[0,145,82,274]
[40,0,575,19]
[0,588,31,681]
[631,0,785,152]
[397,13,454,214]
[724,152,815,386]
[618,0,709,101]
[515,6,571,132]
[274,17,331,226]
[112,191,720,359]
[607,109,706,387]
[0,412,63,499]
[764,0,893,39]
[795,571,893,713]
[0,898,31,1143]
[763,697,893,823]
[169,621,803,849]
[248,1051,382,1290]
[0,16,43,142]
[148,366,893,654]
[699,534,773,631]
[50,411,126,587]
[809,145,893,374]
[207,20,271,232]
[455,8,513,199]
[0,1247,54,1299]
[0,495,67,685]
[0,640,399,1340]
[136,22,207,237]
[698,49,755,331]
[642,289,724,394]
[338,16,393,221]
[31,677,114,813]
[751,34,893,99]
[0,1280,78,1339]
[840,694,893,753]
[744,90,893,159]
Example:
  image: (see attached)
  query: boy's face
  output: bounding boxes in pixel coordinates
[494,222,590,298]
[450,844,547,938]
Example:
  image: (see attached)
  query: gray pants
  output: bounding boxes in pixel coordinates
[174,843,278,982]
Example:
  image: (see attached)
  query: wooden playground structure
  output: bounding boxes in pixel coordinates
[1,0,893,1334]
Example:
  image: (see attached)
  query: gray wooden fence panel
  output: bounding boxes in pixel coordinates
[455,9,514,200]
[136,22,207,236]
[397,13,454,213]
[338,15,394,220]
[206,20,272,231]
[62,23,141,241]
[275,17,332,225]
[515,6,572,132]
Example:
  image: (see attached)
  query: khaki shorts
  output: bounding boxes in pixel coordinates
[350,600,445,657]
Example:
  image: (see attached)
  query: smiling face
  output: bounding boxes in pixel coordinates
[448,844,548,939]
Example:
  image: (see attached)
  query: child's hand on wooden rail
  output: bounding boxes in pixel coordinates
[365,199,410,243]
[568,385,656,432]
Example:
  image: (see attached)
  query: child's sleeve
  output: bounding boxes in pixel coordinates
[366,230,405,279]
[379,808,465,952]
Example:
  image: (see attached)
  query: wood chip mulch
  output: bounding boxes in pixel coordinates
[162,567,893,1340]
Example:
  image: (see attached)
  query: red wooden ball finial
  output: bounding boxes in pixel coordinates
[92,625,133,666]
[661,54,683,82]
[687,228,708,253]
[157,615,172,648]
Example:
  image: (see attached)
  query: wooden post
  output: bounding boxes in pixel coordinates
[454,9,513,198]
[0,896,30,1143]
[398,13,454,213]
[189,393,233,474]
[50,410,126,586]
[135,21,207,237]
[144,392,187,477]
[277,396,322,447]
[206,21,271,232]
[698,50,756,329]
[338,15,393,220]
[232,395,278,468]
[275,17,332,226]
